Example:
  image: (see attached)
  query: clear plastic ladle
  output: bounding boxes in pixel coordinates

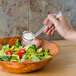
[22,11,62,41]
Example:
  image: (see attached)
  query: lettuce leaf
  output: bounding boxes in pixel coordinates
[37,48,43,52]
[16,39,22,48]
[10,45,17,50]
[10,55,20,62]
[31,55,40,61]
[2,44,9,51]
[45,49,49,53]
[20,55,28,62]
[0,56,11,62]
[44,55,52,59]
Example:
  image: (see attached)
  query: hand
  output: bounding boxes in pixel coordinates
[43,14,74,40]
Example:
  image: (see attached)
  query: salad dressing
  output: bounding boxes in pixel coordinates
[22,31,35,42]
[23,32,35,41]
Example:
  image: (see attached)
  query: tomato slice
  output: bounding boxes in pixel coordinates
[24,60,29,62]
[19,49,26,54]
[15,52,22,59]
[12,61,16,62]
[5,50,12,55]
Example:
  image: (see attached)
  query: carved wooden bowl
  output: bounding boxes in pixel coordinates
[0,37,60,73]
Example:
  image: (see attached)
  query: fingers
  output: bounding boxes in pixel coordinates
[43,17,53,29]
[46,26,55,36]
[43,14,56,25]
[46,28,52,35]
[43,17,49,25]
[43,14,62,36]
[51,29,56,35]
[58,15,67,23]
[43,25,56,36]
[48,23,54,28]
[43,26,49,33]
[48,14,60,25]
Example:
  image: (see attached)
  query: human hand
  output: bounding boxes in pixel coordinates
[43,14,73,39]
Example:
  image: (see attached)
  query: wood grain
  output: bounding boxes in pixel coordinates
[0,37,60,73]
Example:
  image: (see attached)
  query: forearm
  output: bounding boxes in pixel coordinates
[64,30,76,42]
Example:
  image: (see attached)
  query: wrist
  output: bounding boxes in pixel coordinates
[64,29,74,40]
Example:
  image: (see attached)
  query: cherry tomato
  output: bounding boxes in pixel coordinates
[15,52,22,59]
[19,49,26,54]
[5,50,12,55]
[24,60,29,62]
[12,61,16,62]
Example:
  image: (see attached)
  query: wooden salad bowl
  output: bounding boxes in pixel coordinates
[0,37,60,73]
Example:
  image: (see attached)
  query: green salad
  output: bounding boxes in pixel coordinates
[0,39,52,62]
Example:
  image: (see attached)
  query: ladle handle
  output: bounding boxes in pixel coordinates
[34,11,62,37]
[34,25,46,37]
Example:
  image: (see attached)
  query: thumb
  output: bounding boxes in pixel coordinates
[48,14,60,25]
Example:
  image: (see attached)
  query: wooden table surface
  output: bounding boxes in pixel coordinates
[0,40,76,76]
